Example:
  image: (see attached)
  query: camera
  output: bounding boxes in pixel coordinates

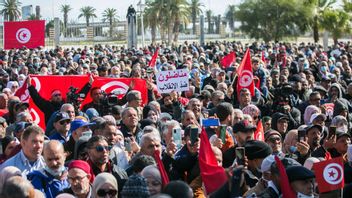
[66,86,85,114]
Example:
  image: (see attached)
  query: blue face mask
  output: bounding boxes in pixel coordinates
[44,166,65,177]
[289,146,297,153]
[320,66,327,72]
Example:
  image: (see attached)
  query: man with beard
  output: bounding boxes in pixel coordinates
[27,140,69,198]
[187,98,203,121]
[295,125,322,164]
[223,120,256,168]
[119,107,142,142]
[27,76,93,124]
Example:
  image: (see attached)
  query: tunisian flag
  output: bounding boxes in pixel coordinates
[220,51,236,68]
[313,157,344,193]
[274,156,296,198]
[16,75,147,129]
[148,48,159,67]
[199,127,227,194]
[237,49,255,97]
[4,20,45,49]
[154,150,169,188]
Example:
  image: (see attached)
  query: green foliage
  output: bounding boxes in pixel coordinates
[189,0,204,34]
[225,5,236,31]
[236,0,314,42]
[320,8,351,44]
[0,0,21,21]
[102,8,118,38]
[79,6,97,27]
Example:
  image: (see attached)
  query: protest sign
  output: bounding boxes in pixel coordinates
[156,69,189,93]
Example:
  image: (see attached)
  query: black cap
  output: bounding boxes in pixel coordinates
[336,131,351,140]
[244,140,272,160]
[305,124,322,134]
[14,122,31,133]
[54,112,70,123]
[14,102,29,111]
[286,166,315,182]
[233,120,257,133]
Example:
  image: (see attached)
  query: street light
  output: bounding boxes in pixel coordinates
[137,0,145,48]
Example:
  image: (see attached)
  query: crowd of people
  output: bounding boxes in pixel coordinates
[0,40,351,198]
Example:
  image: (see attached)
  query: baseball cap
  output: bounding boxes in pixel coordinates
[14,102,29,111]
[233,120,257,133]
[70,118,95,132]
[54,112,71,123]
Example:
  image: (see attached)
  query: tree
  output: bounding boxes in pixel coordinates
[27,14,37,20]
[60,4,72,36]
[0,0,21,21]
[78,6,97,27]
[236,0,313,42]
[144,1,160,44]
[206,9,213,34]
[225,5,236,31]
[189,0,204,34]
[304,0,336,43]
[320,8,351,44]
[102,8,118,38]
[170,0,190,43]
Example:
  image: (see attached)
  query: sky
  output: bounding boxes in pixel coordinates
[18,0,239,22]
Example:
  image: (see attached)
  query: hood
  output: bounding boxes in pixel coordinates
[329,83,342,99]
[271,112,288,131]
[333,99,348,117]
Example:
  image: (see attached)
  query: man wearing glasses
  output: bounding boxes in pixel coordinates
[49,112,71,144]
[61,160,93,198]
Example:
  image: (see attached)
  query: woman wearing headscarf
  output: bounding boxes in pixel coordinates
[141,165,162,196]
[92,172,118,198]
[0,136,19,164]
[6,81,19,95]
[0,166,22,192]
[303,105,321,125]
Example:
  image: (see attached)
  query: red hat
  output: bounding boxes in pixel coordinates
[68,160,94,183]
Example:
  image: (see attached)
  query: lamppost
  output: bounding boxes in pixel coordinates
[137,0,145,47]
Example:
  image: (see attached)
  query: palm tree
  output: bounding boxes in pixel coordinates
[60,4,72,36]
[102,8,118,38]
[225,5,236,31]
[304,0,336,43]
[189,0,204,35]
[27,13,37,20]
[170,0,190,44]
[78,6,97,27]
[0,0,21,21]
[320,8,351,45]
[144,1,159,44]
[206,9,213,34]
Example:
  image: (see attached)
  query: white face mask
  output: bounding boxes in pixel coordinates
[44,166,65,177]
[337,125,348,133]
[297,192,314,198]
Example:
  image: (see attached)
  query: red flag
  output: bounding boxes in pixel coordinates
[274,156,296,198]
[261,51,265,63]
[4,20,45,49]
[313,157,344,193]
[24,75,147,129]
[15,81,29,102]
[154,150,169,187]
[254,120,264,141]
[220,51,236,68]
[148,48,159,67]
[237,49,255,97]
[325,151,332,160]
[199,127,227,194]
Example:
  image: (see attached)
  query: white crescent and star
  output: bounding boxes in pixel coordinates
[16,28,31,44]
[239,70,253,87]
[323,163,343,185]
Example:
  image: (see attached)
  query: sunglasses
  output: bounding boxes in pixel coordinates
[97,189,117,197]
[91,145,112,152]
[60,120,70,125]
[268,137,281,143]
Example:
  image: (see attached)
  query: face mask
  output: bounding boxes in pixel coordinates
[320,66,327,72]
[81,130,92,138]
[44,166,65,177]
[297,192,314,198]
[290,146,297,153]
[18,80,24,87]
[116,140,124,148]
[34,63,40,68]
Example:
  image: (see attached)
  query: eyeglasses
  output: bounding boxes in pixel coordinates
[53,94,61,97]
[91,145,112,152]
[268,137,281,143]
[97,189,118,197]
[68,175,88,183]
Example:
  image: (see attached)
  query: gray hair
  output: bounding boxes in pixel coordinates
[60,103,74,112]
[162,120,181,136]
[140,132,161,148]
[16,112,32,122]
[126,90,141,102]
[121,107,137,118]
[143,126,159,135]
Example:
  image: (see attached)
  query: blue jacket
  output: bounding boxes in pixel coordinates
[27,169,70,198]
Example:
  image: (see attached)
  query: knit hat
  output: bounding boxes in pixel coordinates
[68,160,94,183]
[141,165,161,185]
[244,140,272,160]
[264,130,282,141]
[93,173,118,196]
[121,174,150,198]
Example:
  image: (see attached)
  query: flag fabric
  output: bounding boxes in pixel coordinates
[4,20,45,49]
[325,151,332,160]
[236,49,255,97]
[274,156,296,198]
[254,120,264,141]
[19,75,147,129]
[154,150,169,188]
[313,157,344,193]
[148,48,159,67]
[199,127,227,194]
[220,51,236,68]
